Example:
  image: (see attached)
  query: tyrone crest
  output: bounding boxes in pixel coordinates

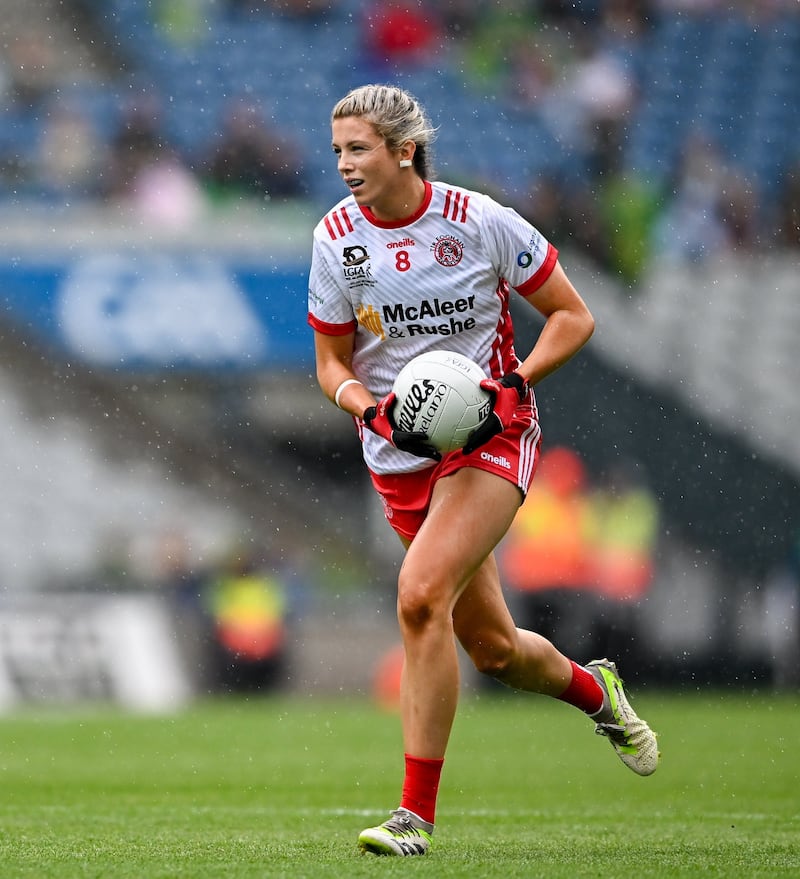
[431,235,464,267]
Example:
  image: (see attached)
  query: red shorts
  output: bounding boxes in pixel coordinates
[369,412,542,541]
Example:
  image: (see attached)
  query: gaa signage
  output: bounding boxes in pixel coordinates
[0,594,192,712]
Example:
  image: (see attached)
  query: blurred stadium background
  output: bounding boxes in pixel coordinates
[0,0,798,711]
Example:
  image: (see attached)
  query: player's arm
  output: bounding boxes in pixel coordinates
[463,261,593,455]
[515,260,594,386]
[314,329,441,460]
[314,329,376,417]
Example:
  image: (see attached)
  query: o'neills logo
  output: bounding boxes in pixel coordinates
[387,238,415,250]
[481,450,511,470]
[396,380,446,432]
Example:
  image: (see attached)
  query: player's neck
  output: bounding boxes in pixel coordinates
[368,178,427,223]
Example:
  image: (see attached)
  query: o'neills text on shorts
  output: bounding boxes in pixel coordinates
[480,451,511,469]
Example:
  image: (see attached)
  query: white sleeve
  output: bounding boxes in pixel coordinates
[479,197,555,291]
[308,234,356,330]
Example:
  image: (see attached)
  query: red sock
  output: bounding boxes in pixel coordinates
[400,754,444,825]
[557,660,604,715]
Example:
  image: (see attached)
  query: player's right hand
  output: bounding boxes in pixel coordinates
[462,371,527,454]
[362,393,442,460]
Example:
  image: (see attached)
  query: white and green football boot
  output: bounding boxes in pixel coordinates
[358,808,433,856]
[587,658,659,776]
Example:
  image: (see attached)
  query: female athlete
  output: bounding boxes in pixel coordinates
[307,83,658,857]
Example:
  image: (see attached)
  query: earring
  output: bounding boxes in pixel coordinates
[399,159,413,168]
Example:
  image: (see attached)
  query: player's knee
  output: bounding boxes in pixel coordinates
[467,636,516,679]
[396,572,448,634]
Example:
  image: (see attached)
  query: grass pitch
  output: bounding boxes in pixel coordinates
[0,689,797,877]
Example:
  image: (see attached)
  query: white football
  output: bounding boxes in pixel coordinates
[392,350,492,453]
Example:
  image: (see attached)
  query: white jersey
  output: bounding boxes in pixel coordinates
[308,180,557,475]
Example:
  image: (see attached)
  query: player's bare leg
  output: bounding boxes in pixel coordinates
[395,467,523,758]
[359,468,658,855]
[359,468,519,855]
[453,538,659,777]
[453,551,574,694]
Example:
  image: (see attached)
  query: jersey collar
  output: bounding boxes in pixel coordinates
[360,180,432,228]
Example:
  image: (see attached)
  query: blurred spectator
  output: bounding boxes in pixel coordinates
[539,0,600,25]
[561,26,639,179]
[774,159,800,248]
[601,0,651,39]
[35,98,109,201]
[500,448,661,661]
[149,529,215,687]
[500,446,597,654]
[154,0,214,45]
[3,28,63,112]
[651,132,744,264]
[203,547,290,693]
[584,462,659,667]
[199,97,308,204]
[514,174,576,250]
[504,28,567,113]
[437,0,484,42]
[588,461,660,602]
[502,446,595,592]
[104,94,166,200]
[597,169,662,283]
[719,168,759,253]
[128,154,208,227]
[460,0,541,92]
[224,0,332,18]
[360,1,443,74]
[105,94,207,227]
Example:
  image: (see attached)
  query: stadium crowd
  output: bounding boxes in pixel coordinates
[0,0,798,281]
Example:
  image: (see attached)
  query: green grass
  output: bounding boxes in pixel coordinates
[0,690,797,877]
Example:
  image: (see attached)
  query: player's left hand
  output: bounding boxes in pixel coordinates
[462,372,527,454]
[363,392,442,460]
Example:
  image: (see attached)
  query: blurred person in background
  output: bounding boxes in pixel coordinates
[774,159,800,248]
[652,131,758,264]
[223,0,332,18]
[199,96,308,204]
[104,93,207,227]
[203,547,289,693]
[35,98,110,201]
[358,0,443,76]
[308,83,658,857]
[586,460,660,665]
[500,446,597,653]
[501,452,660,663]
[3,28,63,112]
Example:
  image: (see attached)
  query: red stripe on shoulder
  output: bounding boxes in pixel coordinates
[515,244,559,297]
[324,206,355,240]
[442,189,470,223]
[443,189,452,219]
[308,313,357,335]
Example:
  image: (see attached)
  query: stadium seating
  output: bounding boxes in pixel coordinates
[1,5,796,209]
[0,361,244,592]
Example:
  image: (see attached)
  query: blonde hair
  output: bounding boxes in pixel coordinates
[331,84,437,178]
